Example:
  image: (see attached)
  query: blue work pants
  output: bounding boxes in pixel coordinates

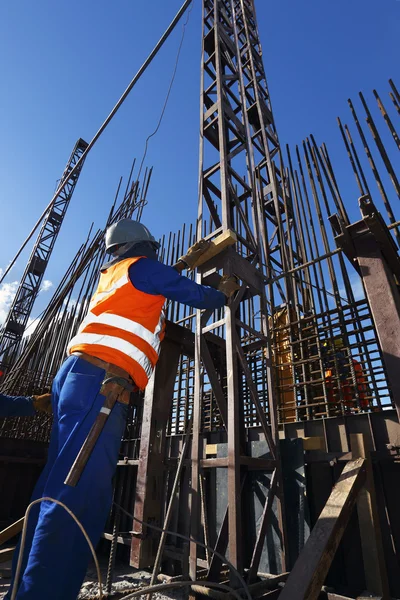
[7,355,128,600]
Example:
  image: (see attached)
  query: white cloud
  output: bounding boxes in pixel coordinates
[0,276,53,329]
[22,317,40,338]
[0,281,18,325]
[338,273,365,303]
[40,280,53,293]
[350,276,365,302]
[62,296,84,314]
[0,261,14,280]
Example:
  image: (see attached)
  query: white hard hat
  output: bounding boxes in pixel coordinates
[105,219,159,253]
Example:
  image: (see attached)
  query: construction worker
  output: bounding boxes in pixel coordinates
[321,337,370,411]
[7,219,235,600]
[0,392,52,417]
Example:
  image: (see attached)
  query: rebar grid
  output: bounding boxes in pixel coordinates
[0,163,153,441]
[1,81,398,439]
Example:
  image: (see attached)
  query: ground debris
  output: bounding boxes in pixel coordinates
[77,561,185,600]
[0,559,185,600]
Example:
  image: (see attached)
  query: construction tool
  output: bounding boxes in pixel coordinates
[65,230,238,488]
[64,376,135,487]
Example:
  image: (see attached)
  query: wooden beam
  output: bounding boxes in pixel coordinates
[350,434,390,599]
[302,437,325,451]
[101,532,131,546]
[130,340,181,568]
[0,517,24,546]
[0,547,16,563]
[205,444,218,455]
[201,458,228,468]
[200,457,276,469]
[192,229,237,268]
[279,458,366,600]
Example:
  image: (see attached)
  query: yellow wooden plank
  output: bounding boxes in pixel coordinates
[192,230,237,268]
[302,437,325,451]
[279,458,366,600]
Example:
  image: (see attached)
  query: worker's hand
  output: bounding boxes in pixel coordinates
[178,239,211,270]
[218,275,240,298]
[32,393,52,415]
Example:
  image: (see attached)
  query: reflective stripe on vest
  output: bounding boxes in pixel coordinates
[67,256,166,388]
[68,331,153,378]
[77,311,162,354]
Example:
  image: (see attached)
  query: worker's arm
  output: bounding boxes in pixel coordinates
[0,392,52,417]
[129,259,226,309]
[0,392,36,417]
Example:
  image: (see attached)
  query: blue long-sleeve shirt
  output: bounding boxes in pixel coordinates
[128,258,226,310]
[0,393,35,417]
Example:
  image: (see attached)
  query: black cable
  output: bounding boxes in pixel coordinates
[113,502,252,600]
[137,0,194,182]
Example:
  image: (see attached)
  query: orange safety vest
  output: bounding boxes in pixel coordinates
[68,257,166,390]
[325,358,368,408]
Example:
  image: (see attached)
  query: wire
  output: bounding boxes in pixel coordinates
[137,0,194,182]
[10,497,102,600]
[114,502,252,600]
[269,264,353,306]
[9,497,250,600]
[0,0,193,287]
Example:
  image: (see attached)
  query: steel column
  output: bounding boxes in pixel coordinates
[190,0,290,582]
[332,196,400,422]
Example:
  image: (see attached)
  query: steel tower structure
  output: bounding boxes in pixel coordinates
[0,138,88,365]
[189,0,298,581]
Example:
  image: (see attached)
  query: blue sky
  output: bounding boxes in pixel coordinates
[0,0,399,322]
